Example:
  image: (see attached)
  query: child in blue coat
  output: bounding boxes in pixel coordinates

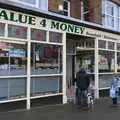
[110,74,120,105]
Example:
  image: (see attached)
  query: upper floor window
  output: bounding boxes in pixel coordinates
[102,0,118,30]
[8,0,48,11]
[59,0,70,16]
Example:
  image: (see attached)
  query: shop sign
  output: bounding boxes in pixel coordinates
[0,8,85,35]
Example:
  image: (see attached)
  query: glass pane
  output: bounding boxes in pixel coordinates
[0,42,27,76]
[0,23,5,36]
[39,0,47,10]
[18,0,36,4]
[0,78,26,101]
[76,50,94,73]
[31,77,62,96]
[31,43,62,75]
[64,1,68,10]
[8,25,27,39]
[106,3,114,15]
[98,50,115,72]
[49,32,62,43]
[117,43,120,51]
[106,15,114,27]
[99,74,113,88]
[31,28,46,41]
[117,52,120,72]
[108,41,114,50]
[98,40,106,49]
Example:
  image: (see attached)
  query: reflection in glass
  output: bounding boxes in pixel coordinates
[0,78,26,101]
[31,77,62,96]
[31,43,62,75]
[49,32,62,43]
[117,43,120,51]
[98,50,115,72]
[99,74,113,88]
[0,23,5,36]
[98,40,106,49]
[108,41,114,50]
[0,42,27,76]
[117,52,120,72]
[31,28,46,41]
[8,25,27,39]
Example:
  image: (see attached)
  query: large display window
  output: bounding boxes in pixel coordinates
[98,50,115,72]
[0,42,27,76]
[31,43,62,75]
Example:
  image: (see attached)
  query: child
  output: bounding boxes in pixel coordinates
[110,73,120,105]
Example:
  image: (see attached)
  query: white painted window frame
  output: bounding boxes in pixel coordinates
[102,0,118,30]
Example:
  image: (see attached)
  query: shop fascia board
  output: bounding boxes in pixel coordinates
[0,1,120,35]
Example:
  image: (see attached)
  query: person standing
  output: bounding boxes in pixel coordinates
[110,73,120,105]
[76,66,90,106]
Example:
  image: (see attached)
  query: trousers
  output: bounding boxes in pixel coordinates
[76,88,88,105]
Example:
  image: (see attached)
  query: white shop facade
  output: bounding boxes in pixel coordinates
[0,6,120,110]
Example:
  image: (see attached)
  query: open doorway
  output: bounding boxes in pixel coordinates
[66,34,95,102]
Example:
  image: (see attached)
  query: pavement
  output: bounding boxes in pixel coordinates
[0,97,120,120]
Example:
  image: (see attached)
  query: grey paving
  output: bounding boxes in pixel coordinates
[0,98,120,120]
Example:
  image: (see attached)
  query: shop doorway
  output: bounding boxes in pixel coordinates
[66,34,95,102]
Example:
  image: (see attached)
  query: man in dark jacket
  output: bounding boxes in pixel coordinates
[76,67,90,106]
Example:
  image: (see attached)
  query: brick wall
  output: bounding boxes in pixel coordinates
[111,0,120,5]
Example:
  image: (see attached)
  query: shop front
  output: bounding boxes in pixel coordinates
[0,6,120,110]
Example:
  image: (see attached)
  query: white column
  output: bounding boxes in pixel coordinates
[26,27,31,110]
[95,38,99,99]
[62,32,67,104]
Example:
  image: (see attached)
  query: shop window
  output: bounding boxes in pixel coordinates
[8,25,27,39]
[0,42,27,76]
[108,41,114,50]
[0,23,5,36]
[31,76,62,96]
[49,32,62,43]
[98,40,106,49]
[98,50,115,72]
[0,78,26,101]
[117,43,120,51]
[31,28,46,41]
[31,43,62,75]
[117,52,120,72]
[99,74,113,89]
